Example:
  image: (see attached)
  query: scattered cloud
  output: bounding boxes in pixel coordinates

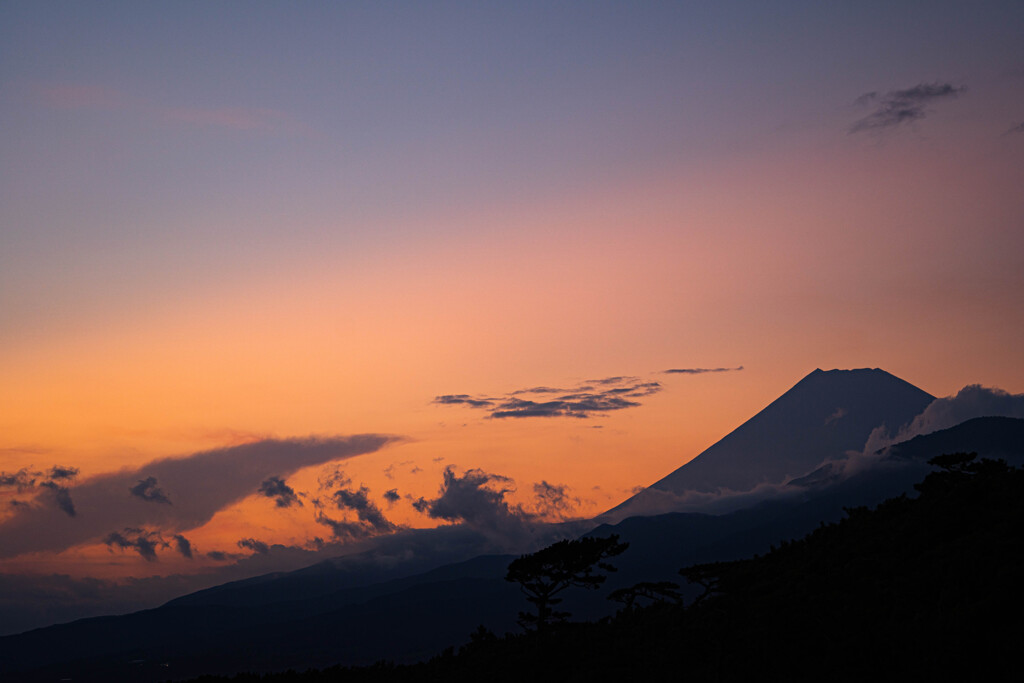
[0,465,79,494]
[532,481,580,520]
[663,366,743,375]
[258,476,303,508]
[129,477,172,505]
[0,469,39,492]
[173,534,193,559]
[103,528,167,562]
[433,394,496,408]
[318,464,354,490]
[46,466,80,481]
[850,82,965,133]
[0,434,398,560]
[382,461,420,480]
[206,550,234,562]
[414,467,516,526]
[237,538,270,555]
[330,487,395,533]
[38,482,77,517]
[313,471,397,542]
[412,466,539,549]
[383,489,400,504]
[0,466,80,516]
[434,376,663,420]
[413,467,591,552]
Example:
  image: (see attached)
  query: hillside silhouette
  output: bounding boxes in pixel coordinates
[161,453,1022,683]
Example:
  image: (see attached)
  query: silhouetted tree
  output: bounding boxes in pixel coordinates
[505,535,628,632]
[608,581,683,611]
[679,564,722,607]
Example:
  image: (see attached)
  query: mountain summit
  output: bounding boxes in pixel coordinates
[608,368,934,519]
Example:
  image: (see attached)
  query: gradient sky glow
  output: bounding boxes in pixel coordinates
[1,1,1023,630]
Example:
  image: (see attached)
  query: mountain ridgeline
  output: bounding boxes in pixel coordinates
[2,368,1021,681]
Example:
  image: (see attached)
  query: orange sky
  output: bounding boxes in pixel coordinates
[3,142,1022,579]
[1,2,1022,601]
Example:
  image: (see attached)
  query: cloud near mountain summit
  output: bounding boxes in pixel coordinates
[860,385,1024,456]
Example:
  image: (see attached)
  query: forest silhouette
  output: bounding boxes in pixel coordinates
[162,453,1022,683]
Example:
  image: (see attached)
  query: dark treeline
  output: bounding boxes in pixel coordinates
[176,454,1023,682]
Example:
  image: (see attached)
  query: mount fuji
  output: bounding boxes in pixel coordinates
[605,368,934,520]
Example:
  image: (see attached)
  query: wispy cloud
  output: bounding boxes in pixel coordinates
[103,528,167,562]
[0,469,40,493]
[532,481,580,521]
[129,477,172,505]
[850,82,965,133]
[434,376,662,419]
[313,469,397,541]
[859,385,1024,457]
[663,366,744,375]
[237,538,270,555]
[1003,121,1024,136]
[38,482,76,517]
[257,476,303,509]
[1,466,80,516]
[173,534,194,559]
[1,465,79,493]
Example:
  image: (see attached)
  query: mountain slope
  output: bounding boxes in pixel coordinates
[607,368,934,519]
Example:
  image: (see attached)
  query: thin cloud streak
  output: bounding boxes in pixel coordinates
[434,376,663,419]
[663,366,744,375]
[849,82,965,133]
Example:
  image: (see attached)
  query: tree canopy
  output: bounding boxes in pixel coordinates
[505,534,628,632]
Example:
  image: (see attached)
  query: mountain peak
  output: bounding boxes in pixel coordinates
[607,368,934,519]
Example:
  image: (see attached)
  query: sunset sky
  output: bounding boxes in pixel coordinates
[1,1,1022,630]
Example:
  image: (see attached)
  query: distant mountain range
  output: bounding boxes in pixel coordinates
[3,369,1021,682]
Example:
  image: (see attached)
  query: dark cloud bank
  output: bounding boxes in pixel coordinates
[0,435,397,559]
